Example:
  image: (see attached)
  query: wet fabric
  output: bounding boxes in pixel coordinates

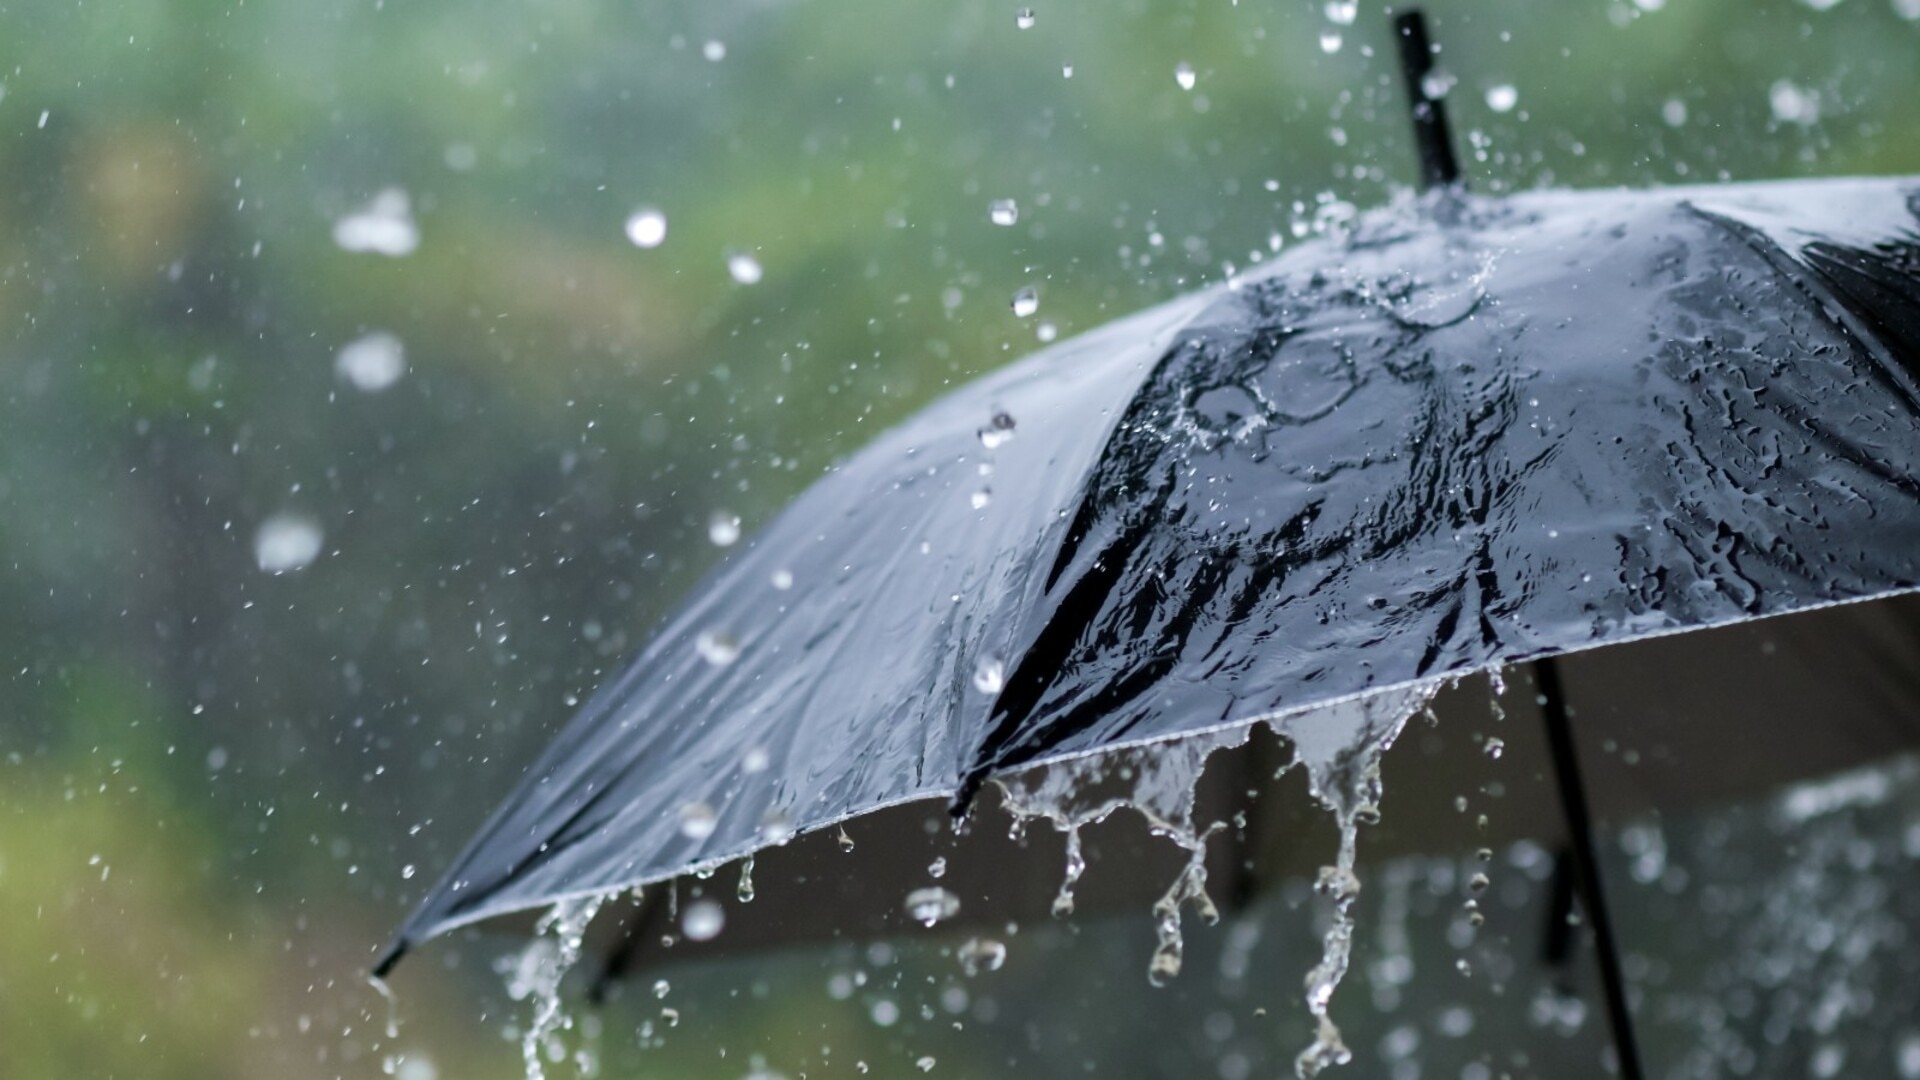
[379,176,1920,972]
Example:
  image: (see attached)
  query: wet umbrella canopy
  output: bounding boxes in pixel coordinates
[377,12,1920,1070]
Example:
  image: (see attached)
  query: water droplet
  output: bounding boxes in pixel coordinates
[652,978,670,999]
[737,856,756,902]
[1061,64,1074,78]
[916,1057,936,1073]
[1475,847,1492,862]
[696,630,740,667]
[958,937,1007,976]
[1484,737,1505,760]
[1036,320,1058,342]
[255,514,324,574]
[701,39,726,62]
[905,886,961,927]
[678,801,718,839]
[336,331,407,392]
[970,488,993,510]
[973,657,1005,694]
[836,825,856,852]
[727,252,764,284]
[928,856,948,878]
[1014,7,1035,30]
[333,188,419,257]
[977,411,1017,449]
[1010,286,1039,317]
[680,898,725,941]
[1464,899,1484,926]
[1485,84,1519,113]
[1318,30,1343,53]
[1173,62,1196,90]
[1468,872,1490,893]
[769,568,793,590]
[1421,70,1455,99]
[742,746,771,773]
[707,511,742,546]
[988,198,1019,226]
[1662,98,1688,127]
[1324,0,1357,23]
[1455,958,1472,977]
[401,864,416,879]
[758,810,792,844]
[624,208,667,248]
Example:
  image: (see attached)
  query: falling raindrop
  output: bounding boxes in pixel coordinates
[1014,7,1036,29]
[742,746,771,773]
[333,188,419,256]
[737,856,756,902]
[970,488,993,510]
[255,514,324,574]
[652,979,670,999]
[1662,98,1689,127]
[678,801,718,840]
[916,1057,936,1073]
[957,937,1007,976]
[701,39,726,61]
[905,886,961,927]
[708,511,742,546]
[1173,61,1196,90]
[988,198,1019,226]
[973,657,1006,694]
[336,331,407,392]
[1324,0,1357,23]
[1485,84,1519,113]
[1420,69,1455,99]
[727,252,764,284]
[1036,320,1058,342]
[1467,872,1490,893]
[1010,286,1039,317]
[1484,737,1505,760]
[928,856,948,878]
[977,411,1017,449]
[696,630,741,667]
[681,899,725,941]
[836,825,856,852]
[769,568,794,590]
[624,208,667,248]
[1318,30,1343,54]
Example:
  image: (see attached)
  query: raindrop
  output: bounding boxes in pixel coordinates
[1010,286,1039,317]
[1324,0,1357,24]
[708,511,742,546]
[1467,872,1490,893]
[1061,64,1073,78]
[905,886,961,927]
[680,899,725,941]
[255,514,324,574]
[1014,7,1035,30]
[1464,899,1484,927]
[678,801,718,840]
[737,856,756,902]
[1420,70,1455,99]
[652,979,670,999]
[1173,61,1195,90]
[624,208,667,248]
[696,630,740,667]
[1455,958,1472,977]
[1318,30,1343,54]
[928,856,948,878]
[1769,78,1821,126]
[970,488,993,510]
[1484,737,1505,760]
[916,1057,936,1073]
[401,864,416,879]
[1898,0,1920,20]
[742,746,771,773]
[957,937,1007,976]
[988,198,1019,226]
[727,252,764,284]
[1662,98,1689,127]
[1485,84,1519,113]
[769,568,794,590]
[973,657,1006,694]
[836,825,856,852]
[336,331,407,392]
[1036,320,1058,342]
[333,188,419,257]
[701,39,726,62]
[977,411,1017,449]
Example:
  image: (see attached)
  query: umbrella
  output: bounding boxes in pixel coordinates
[377,11,1920,1077]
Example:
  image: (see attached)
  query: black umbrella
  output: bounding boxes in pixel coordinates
[378,11,1920,1078]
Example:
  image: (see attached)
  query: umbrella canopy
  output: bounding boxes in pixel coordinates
[378,170,1920,976]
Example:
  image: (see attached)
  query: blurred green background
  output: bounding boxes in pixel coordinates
[2,0,1917,1076]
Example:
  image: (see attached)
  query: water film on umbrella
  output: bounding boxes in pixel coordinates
[380,174,1920,1075]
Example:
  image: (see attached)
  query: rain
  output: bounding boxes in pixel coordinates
[6,2,1920,1080]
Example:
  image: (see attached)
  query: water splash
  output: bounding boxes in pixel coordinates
[502,894,607,1080]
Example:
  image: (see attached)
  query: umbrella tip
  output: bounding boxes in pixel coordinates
[1391,8,1463,193]
[371,936,409,978]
